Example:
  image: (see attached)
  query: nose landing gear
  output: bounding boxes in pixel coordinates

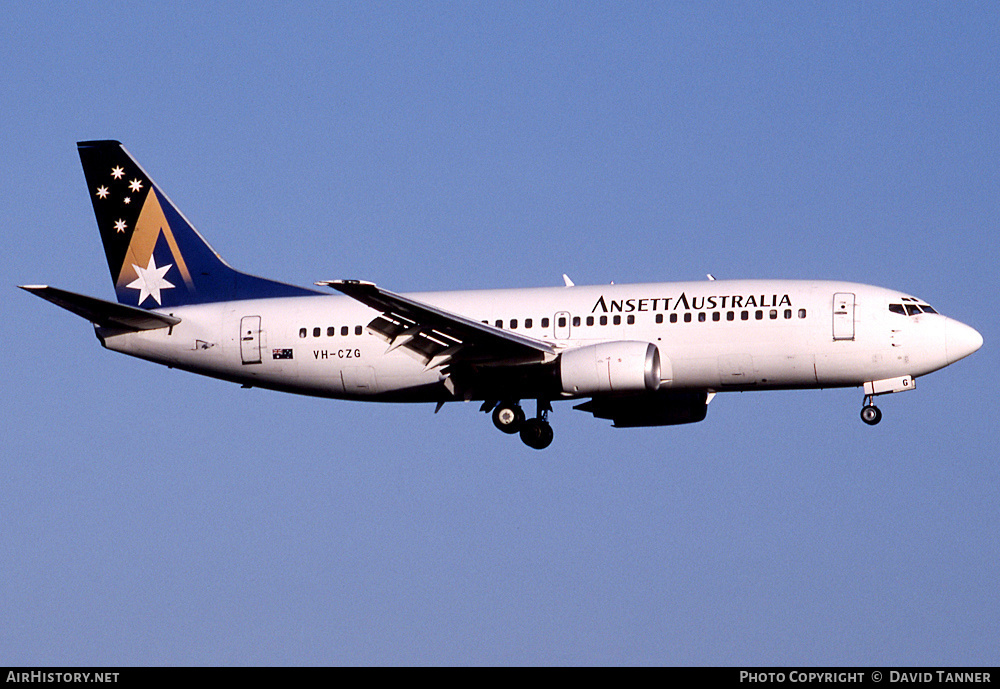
[860,394,882,426]
[858,376,917,426]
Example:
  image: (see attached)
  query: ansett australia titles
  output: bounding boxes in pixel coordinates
[591,292,792,314]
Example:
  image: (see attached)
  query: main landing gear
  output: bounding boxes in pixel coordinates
[487,400,554,449]
[860,394,882,426]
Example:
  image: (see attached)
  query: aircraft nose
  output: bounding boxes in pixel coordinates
[946,319,983,364]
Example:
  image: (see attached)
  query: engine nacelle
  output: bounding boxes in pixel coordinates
[559,341,661,395]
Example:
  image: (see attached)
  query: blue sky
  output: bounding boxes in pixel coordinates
[2,2,997,665]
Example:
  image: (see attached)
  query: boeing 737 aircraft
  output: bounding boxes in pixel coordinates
[21,141,983,449]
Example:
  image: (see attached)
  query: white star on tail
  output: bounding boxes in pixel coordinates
[126,255,175,306]
[128,178,143,193]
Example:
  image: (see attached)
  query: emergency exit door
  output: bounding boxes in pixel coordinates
[832,293,855,341]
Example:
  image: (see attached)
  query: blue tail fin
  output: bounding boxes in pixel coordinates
[78,140,319,308]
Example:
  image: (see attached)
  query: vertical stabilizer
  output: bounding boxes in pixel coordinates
[78,140,318,308]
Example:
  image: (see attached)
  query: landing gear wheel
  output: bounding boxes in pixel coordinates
[860,405,882,426]
[492,403,525,434]
[519,418,554,450]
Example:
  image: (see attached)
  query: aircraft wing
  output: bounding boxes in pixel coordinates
[316,280,555,369]
[19,285,181,331]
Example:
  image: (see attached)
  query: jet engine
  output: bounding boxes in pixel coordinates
[559,341,661,395]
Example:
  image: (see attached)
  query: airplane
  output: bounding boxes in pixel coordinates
[21,140,983,449]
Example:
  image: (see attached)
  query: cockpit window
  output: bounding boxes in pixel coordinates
[890,301,938,316]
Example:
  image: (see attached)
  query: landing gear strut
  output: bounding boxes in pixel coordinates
[520,400,554,450]
[860,395,882,426]
[487,400,554,449]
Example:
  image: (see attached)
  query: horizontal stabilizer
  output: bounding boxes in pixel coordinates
[19,285,180,331]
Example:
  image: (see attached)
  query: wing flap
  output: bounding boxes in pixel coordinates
[19,285,181,331]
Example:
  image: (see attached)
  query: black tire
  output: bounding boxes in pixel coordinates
[860,405,882,426]
[492,403,525,434]
[520,418,554,450]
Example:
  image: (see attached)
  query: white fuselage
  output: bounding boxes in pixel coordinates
[98,279,978,404]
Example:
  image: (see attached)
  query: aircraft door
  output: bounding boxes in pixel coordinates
[833,293,855,341]
[554,311,571,339]
[240,315,262,364]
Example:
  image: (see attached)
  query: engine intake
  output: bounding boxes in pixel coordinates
[559,341,661,395]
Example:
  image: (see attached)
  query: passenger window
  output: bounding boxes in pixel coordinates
[741,311,749,321]
[599,316,607,326]
[557,317,566,327]
[755,310,763,320]
[784,309,792,319]
[727,312,735,321]
[586,316,594,326]
[670,313,678,323]
[525,318,533,328]
[770,310,777,319]
[698,313,706,322]
[712,312,720,322]
[495,319,503,328]
[299,328,307,338]
[355,325,363,335]
[327,326,335,336]
[798,309,807,319]
[510,319,518,329]
[313,327,321,337]
[341,326,349,336]
[684,313,692,323]
[541,318,550,328]
[656,314,663,324]
[572,316,581,327]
